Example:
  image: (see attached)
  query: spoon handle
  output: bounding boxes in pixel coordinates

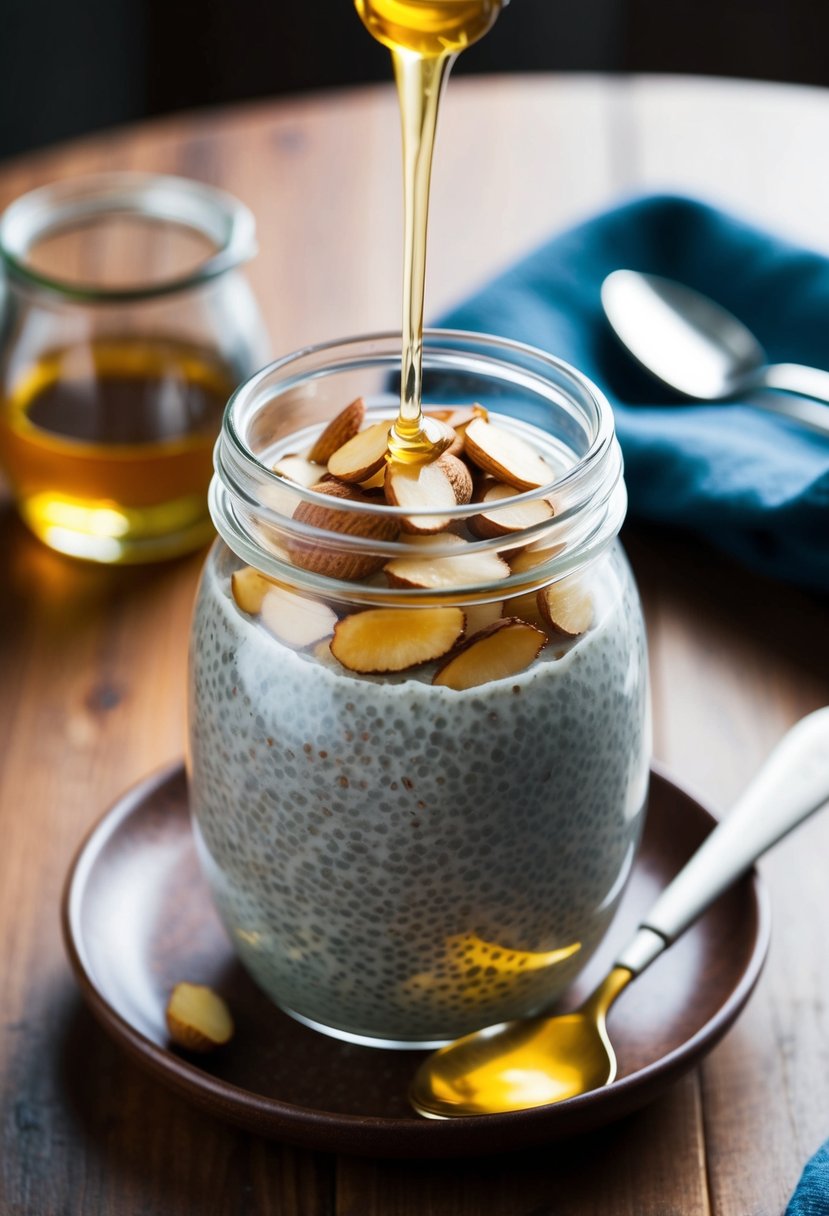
[759,362,829,409]
[617,707,829,976]
[748,392,829,438]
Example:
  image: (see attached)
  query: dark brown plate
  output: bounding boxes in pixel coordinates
[62,763,770,1158]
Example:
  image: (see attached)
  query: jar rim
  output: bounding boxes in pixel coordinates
[0,171,257,303]
[212,330,627,602]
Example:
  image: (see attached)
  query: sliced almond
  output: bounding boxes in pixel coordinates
[433,618,547,690]
[384,453,473,533]
[464,418,552,491]
[419,419,457,460]
[289,480,399,581]
[449,403,488,430]
[231,566,275,615]
[505,544,568,629]
[259,478,303,519]
[396,532,468,550]
[384,533,510,590]
[444,428,465,459]
[504,590,547,631]
[469,481,555,539]
[464,600,505,634]
[251,525,295,565]
[360,466,388,491]
[330,606,465,673]
[439,453,473,503]
[166,983,234,1053]
[307,397,366,463]
[273,454,328,488]
[471,474,499,500]
[509,544,566,575]
[313,639,334,663]
[426,403,488,430]
[537,580,594,638]
[427,405,488,457]
[327,419,391,483]
[260,585,338,648]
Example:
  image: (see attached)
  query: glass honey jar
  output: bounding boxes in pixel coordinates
[0,172,269,562]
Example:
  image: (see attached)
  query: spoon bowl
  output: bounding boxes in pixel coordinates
[410,708,829,1119]
[411,968,629,1118]
[601,270,829,432]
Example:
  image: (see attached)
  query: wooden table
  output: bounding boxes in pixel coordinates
[2,75,829,1215]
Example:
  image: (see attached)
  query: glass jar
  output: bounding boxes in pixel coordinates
[0,172,269,563]
[188,331,650,1048]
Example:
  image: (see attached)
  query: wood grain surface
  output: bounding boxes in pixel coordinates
[1,75,829,1215]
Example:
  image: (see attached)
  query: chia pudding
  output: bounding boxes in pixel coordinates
[187,333,651,1047]
[189,541,648,1044]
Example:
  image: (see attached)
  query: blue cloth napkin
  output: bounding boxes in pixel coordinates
[787,1141,829,1214]
[436,194,829,594]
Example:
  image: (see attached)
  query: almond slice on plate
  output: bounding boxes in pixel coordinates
[166,983,234,1053]
[307,397,366,463]
[231,566,275,614]
[537,580,594,637]
[330,606,465,673]
[464,418,553,491]
[289,480,399,581]
[260,586,338,648]
[273,454,328,488]
[384,453,473,533]
[384,533,510,589]
[469,481,555,539]
[433,618,547,690]
[327,419,391,483]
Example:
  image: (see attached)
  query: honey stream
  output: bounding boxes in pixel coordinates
[354,0,506,461]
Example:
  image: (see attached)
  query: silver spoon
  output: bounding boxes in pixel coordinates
[411,707,829,1118]
[601,270,829,435]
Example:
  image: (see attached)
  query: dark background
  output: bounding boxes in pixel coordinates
[2,0,827,161]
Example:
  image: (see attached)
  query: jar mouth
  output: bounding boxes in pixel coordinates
[0,172,257,303]
[212,330,626,602]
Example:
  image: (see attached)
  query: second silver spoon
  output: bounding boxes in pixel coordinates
[601,269,829,435]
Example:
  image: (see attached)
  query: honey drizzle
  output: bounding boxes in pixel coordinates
[392,49,455,461]
[354,0,505,462]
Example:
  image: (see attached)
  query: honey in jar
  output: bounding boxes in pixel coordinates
[0,338,235,562]
[0,173,268,562]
